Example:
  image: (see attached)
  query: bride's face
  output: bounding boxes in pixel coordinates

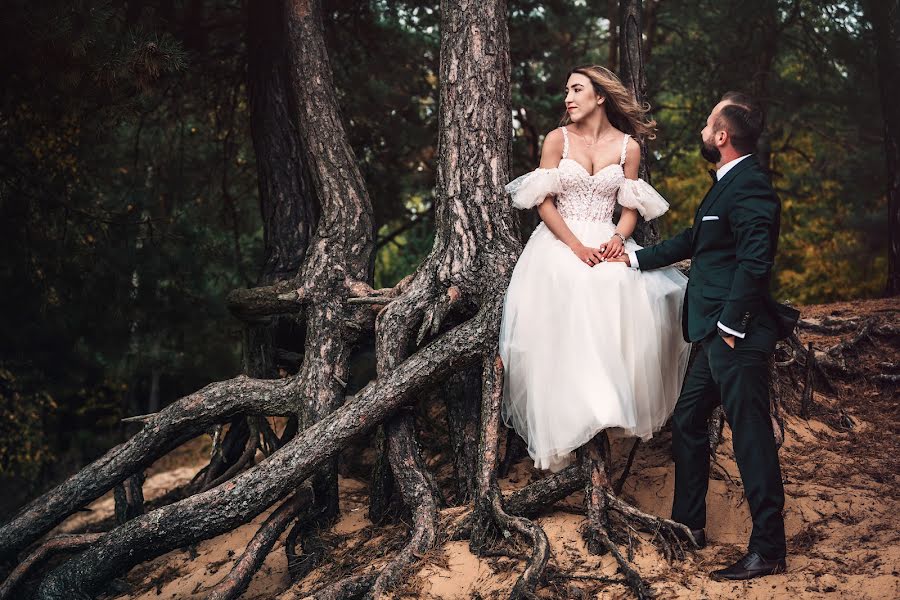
[564,73,603,122]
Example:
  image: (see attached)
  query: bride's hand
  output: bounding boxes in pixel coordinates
[601,235,624,259]
[570,243,605,267]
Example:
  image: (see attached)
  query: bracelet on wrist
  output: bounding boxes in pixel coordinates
[613,232,626,244]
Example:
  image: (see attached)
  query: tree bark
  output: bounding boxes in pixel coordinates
[247,0,319,285]
[2,1,586,597]
[862,0,900,295]
[618,0,658,246]
[607,0,619,71]
[282,0,377,523]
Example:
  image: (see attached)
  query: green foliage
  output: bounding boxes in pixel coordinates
[1,1,252,500]
[646,0,886,303]
[0,367,56,480]
[505,0,888,303]
[0,0,890,502]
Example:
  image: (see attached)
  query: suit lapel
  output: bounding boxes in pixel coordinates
[692,156,758,245]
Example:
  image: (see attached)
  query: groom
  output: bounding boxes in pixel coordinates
[612,92,798,580]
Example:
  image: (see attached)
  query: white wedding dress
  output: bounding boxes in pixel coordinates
[499,128,691,472]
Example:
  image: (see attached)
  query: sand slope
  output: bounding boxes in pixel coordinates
[42,299,898,599]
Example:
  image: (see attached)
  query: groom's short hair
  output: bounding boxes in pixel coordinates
[715,91,764,155]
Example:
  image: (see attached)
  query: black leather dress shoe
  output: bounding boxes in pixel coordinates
[689,528,706,549]
[710,551,786,581]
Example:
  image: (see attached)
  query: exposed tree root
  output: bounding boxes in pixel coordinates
[0,534,103,600]
[0,375,300,563]
[284,503,331,583]
[505,463,584,519]
[801,341,816,419]
[581,434,613,555]
[201,419,260,492]
[303,572,378,600]
[444,367,481,503]
[499,426,525,478]
[205,490,308,600]
[591,525,653,600]
[614,439,641,496]
[578,431,697,599]
[470,355,550,600]
[29,313,488,599]
[113,472,145,525]
[367,413,439,597]
[367,426,399,525]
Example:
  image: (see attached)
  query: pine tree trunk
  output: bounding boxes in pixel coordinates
[618,0,658,246]
[248,0,319,285]
[863,0,900,295]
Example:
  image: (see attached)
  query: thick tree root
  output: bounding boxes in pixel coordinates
[581,434,613,556]
[448,463,584,541]
[205,490,308,600]
[505,463,584,519]
[113,472,145,524]
[202,419,260,492]
[284,506,331,583]
[0,534,103,600]
[29,313,487,599]
[367,426,399,525]
[0,375,300,563]
[367,413,439,597]
[499,426,524,479]
[444,367,481,504]
[303,573,378,600]
[580,433,696,599]
[470,355,549,600]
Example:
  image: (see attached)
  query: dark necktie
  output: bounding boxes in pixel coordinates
[707,168,718,184]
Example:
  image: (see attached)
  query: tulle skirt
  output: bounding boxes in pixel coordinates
[499,218,691,472]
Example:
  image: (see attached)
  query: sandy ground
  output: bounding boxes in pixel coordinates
[40,298,899,599]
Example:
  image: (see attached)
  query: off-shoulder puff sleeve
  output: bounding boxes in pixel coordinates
[505,168,561,210]
[617,178,670,220]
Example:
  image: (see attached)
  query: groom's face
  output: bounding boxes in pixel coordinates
[700,101,730,163]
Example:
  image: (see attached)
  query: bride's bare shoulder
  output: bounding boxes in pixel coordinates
[539,127,565,168]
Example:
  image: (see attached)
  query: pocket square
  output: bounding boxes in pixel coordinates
[701,215,719,221]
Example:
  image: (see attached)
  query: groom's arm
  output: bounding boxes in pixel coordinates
[717,187,779,337]
[627,226,693,271]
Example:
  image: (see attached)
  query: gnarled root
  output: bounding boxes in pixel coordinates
[0,375,299,564]
[580,433,697,599]
[470,354,550,599]
[367,412,439,597]
[205,489,309,600]
[0,534,103,600]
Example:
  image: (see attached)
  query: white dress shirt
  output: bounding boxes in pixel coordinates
[625,154,753,337]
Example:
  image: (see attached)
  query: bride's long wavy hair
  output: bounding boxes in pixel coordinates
[560,65,657,141]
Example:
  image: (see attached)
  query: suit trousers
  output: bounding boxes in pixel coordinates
[670,319,786,559]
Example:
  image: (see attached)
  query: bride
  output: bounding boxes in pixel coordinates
[499,65,691,472]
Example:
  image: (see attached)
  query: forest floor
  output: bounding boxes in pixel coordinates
[46,298,899,600]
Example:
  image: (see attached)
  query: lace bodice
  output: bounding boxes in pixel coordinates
[555,128,629,222]
[505,127,670,222]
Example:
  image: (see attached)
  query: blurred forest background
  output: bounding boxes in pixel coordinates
[0,0,891,516]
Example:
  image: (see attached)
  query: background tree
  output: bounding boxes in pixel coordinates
[861,0,900,295]
[0,0,892,598]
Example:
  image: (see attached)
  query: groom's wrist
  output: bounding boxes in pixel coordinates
[717,321,746,339]
[626,251,640,270]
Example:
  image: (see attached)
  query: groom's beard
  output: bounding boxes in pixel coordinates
[700,139,721,163]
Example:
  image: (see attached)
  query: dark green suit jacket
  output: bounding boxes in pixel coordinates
[635,156,782,342]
